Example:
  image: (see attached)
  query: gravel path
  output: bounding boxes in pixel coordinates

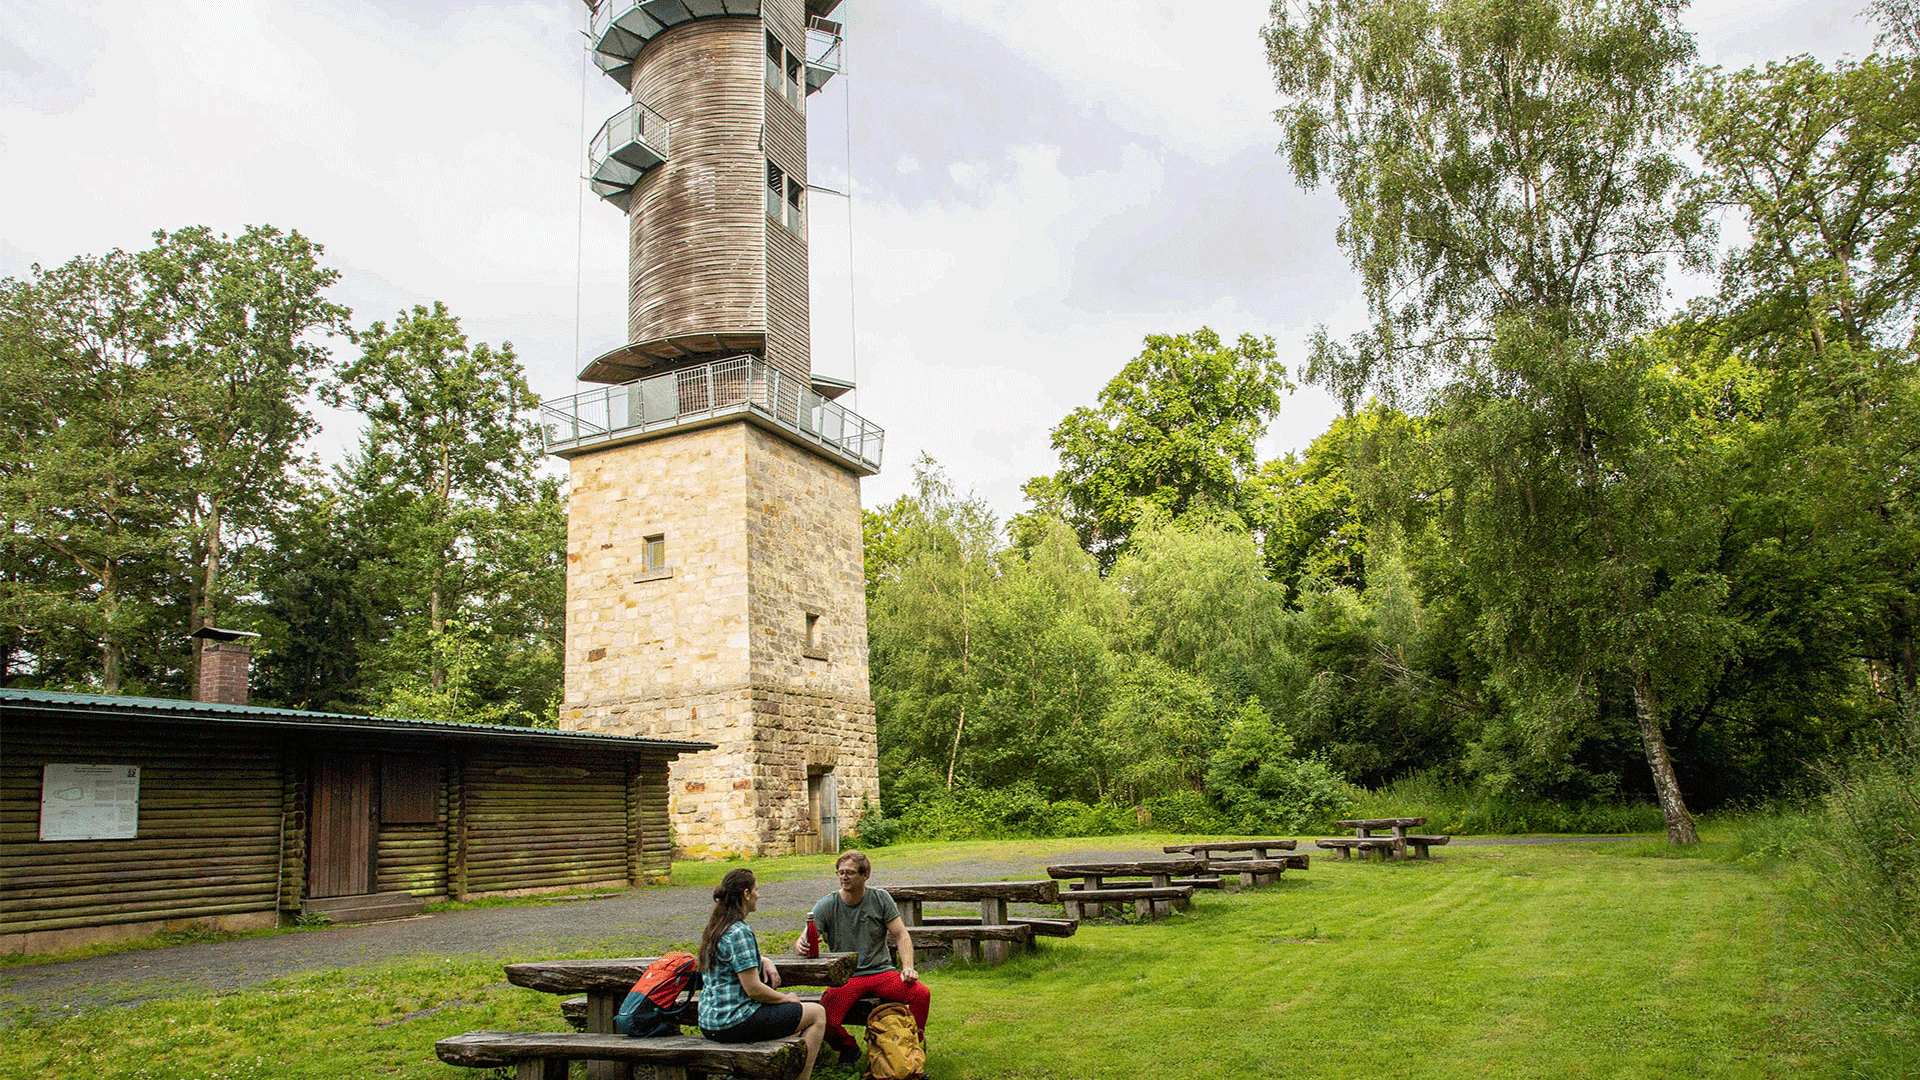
[0,843,1150,1025]
[0,836,1638,1025]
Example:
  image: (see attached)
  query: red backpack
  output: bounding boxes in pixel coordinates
[615,951,702,1037]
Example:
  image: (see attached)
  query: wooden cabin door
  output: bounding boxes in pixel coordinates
[309,753,376,898]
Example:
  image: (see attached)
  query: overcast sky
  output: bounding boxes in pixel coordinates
[0,0,1884,518]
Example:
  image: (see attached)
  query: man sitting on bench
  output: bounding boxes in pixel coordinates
[800,849,932,1066]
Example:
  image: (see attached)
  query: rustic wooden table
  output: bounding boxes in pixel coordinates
[504,953,855,1080]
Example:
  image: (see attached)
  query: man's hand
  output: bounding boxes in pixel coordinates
[899,964,919,984]
[761,955,781,989]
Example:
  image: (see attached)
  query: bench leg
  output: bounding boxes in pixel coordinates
[982,938,1009,964]
[1134,897,1152,919]
[1063,898,1082,920]
[953,937,978,963]
[516,1058,568,1080]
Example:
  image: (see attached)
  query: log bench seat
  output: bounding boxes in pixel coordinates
[913,914,1080,937]
[885,880,1060,963]
[1197,855,1310,887]
[1066,877,1226,890]
[1316,836,1448,859]
[560,994,882,1032]
[436,1029,804,1080]
[1315,837,1400,859]
[907,921,1035,963]
[1059,885,1194,920]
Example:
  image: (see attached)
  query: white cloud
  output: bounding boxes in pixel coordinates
[1,0,1888,521]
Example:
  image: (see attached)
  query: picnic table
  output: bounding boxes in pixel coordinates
[1162,840,1308,887]
[1046,859,1204,920]
[1315,817,1451,860]
[453,953,857,1080]
[885,880,1069,964]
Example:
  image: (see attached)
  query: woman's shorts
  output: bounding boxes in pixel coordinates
[703,1001,803,1043]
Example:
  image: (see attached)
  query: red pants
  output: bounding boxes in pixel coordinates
[819,970,931,1051]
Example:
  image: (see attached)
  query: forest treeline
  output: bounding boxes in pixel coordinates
[3,0,1915,840]
[865,0,1920,846]
[0,228,562,726]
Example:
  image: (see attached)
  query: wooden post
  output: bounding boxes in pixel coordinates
[900,899,922,926]
[584,991,624,1080]
[979,897,1007,924]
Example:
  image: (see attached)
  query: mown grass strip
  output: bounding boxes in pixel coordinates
[0,842,1840,1079]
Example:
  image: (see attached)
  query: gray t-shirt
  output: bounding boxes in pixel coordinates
[810,887,900,976]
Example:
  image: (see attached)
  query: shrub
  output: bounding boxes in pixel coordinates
[1803,707,1920,1073]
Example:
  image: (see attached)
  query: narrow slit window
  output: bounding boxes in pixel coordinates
[766,162,784,223]
[805,613,820,650]
[786,176,805,237]
[643,534,666,571]
[766,33,783,93]
[786,52,804,109]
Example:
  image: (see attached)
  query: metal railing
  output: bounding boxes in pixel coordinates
[590,101,670,177]
[540,355,884,473]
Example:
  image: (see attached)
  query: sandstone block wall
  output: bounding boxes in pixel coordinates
[561,420,877,857]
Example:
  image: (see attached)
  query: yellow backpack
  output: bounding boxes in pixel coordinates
[862,1002,927,1080]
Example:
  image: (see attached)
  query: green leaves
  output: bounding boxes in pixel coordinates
[1044,328,1289,565]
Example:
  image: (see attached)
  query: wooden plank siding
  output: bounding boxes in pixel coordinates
[764,81,809,381]
[2,701,695,951]
[462,749,633,894]
[764,0,803,55]
[0,719,284,937]
[627,17,768,358]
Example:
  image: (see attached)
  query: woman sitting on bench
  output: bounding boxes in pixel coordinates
[697,869,828,1080]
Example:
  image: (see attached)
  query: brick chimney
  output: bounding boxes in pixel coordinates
[190,626,259,706]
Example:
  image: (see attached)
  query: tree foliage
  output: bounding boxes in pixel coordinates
[1037,328,1289,565]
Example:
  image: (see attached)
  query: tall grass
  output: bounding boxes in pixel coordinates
[1343,772,1667,834]
[1798,707,1920,1076]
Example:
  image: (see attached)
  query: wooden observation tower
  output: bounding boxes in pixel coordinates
[543,0,881,858]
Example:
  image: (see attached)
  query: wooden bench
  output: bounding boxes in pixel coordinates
[913,915,1079,937]
[1066,877,1226,890]
[436,1029,803,1080]
[1315,837,1400,860]
[1057,885,1194,920]
[560,992,883,1032]
[1318,817,1450,860]
[1163,840,1299,857]
[1196,854,1310,887]
[1046,859,1205,920]
[501,953,855,1080]
[885,880,1062,963]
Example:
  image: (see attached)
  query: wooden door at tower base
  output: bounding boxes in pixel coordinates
[309,753,376,898]
[801,770,838,855]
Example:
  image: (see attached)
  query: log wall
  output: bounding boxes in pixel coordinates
[0,719,283,939]
[2,706,689,951]
[462,749,634,895]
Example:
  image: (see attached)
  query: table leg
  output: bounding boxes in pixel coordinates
[584,991,627,1080]
[901,898,922,925]
[980,897,1008,924]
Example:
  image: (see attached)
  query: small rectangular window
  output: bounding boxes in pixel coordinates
[643,534,666,571]
[786,52,804,108]
[766,161,784,222]
[380,757,439,825]
[766,33,783,93]
[803,612,827,660]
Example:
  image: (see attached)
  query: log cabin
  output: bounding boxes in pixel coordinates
[0,685,714,955]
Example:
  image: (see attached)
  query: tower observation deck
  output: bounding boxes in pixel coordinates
[554,0,880,859]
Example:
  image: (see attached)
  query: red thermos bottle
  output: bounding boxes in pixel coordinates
[802,913,820,958]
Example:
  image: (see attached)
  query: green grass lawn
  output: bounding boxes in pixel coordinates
[0,840,1844,1079]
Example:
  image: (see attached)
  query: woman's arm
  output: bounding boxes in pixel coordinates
[735,964,800,1005]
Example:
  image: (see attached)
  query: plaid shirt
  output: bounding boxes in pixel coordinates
[698,920,762,1032]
